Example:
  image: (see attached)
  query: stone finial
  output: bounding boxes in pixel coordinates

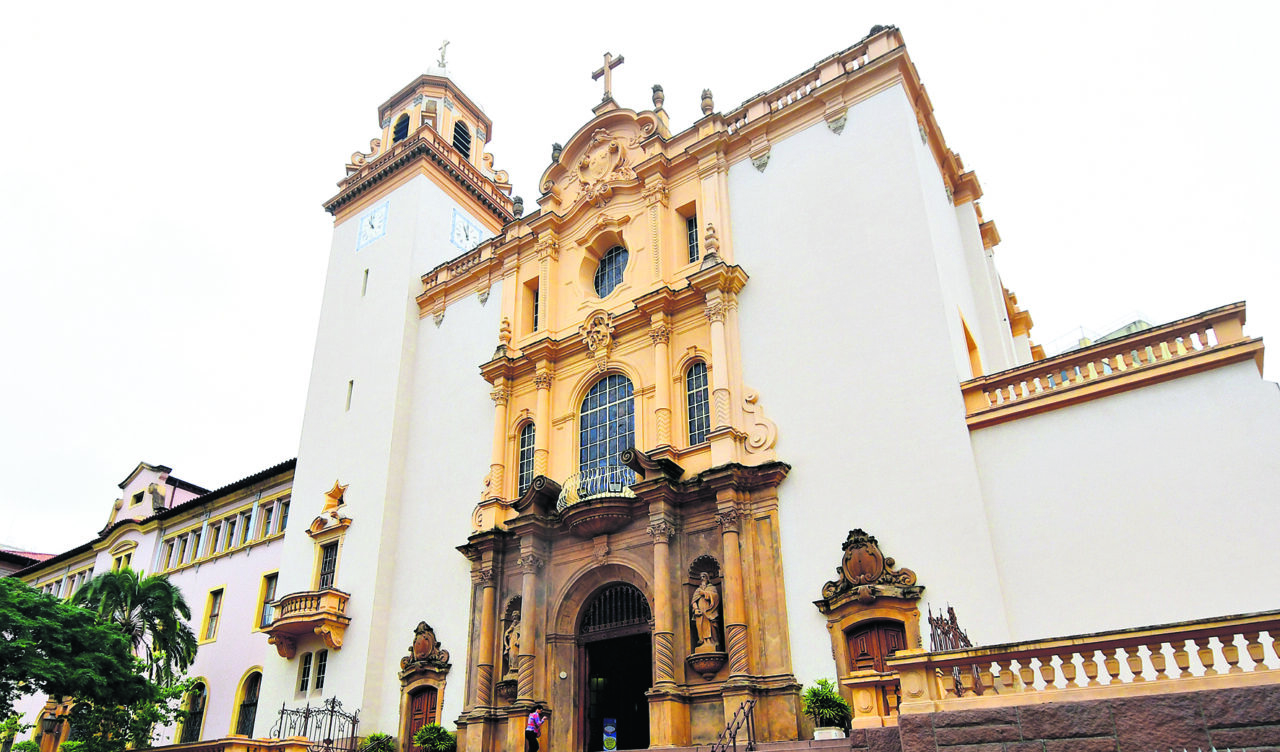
[652,84,665,110]
[551,143,563,163]
[513,196,524,218]
[499,317,512,346]
[700,222,722,269]
[700,89,714,116]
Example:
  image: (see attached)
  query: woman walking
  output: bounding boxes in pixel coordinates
[526,703,546,752]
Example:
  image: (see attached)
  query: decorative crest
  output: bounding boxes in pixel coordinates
[400,621,451,674]
[580,310,615,371]
[820,529,921,605]
[576,129,634,208]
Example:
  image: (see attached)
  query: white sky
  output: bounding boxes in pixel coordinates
[2,2,1277,554]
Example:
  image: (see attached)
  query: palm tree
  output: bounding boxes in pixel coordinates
[72,568,198,686]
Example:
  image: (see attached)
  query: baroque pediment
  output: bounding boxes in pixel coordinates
[819,528,922,608]
[539,109,661,211]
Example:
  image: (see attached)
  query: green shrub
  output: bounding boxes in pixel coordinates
[13,741,40,752]
[413,724,456,752]
[361,733,394,752]
[59,741,86,752]
[800,678,851,729]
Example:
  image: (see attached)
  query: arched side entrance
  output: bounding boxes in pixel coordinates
[578,583,651,752]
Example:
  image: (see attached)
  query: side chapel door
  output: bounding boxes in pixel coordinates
[408,687,437,752]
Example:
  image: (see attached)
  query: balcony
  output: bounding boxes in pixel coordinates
[961,302,1263,429]
[556,464,640,538]
[265,588,351,658]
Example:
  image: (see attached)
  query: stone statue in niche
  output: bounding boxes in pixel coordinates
[503,618,521,678]
[690,572,721,653]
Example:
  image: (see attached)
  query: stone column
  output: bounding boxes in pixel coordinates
[649,321,673,446]
[706,296,731,429]
[476,567,498,705]
[647,519,677,686]
[516,552,543,702]
[715,503,749,678]
[487,382,509,500]
[533,369,552,477]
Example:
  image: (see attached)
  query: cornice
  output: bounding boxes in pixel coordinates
[325,131,514,223]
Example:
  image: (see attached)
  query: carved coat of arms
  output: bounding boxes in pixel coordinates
[580,311,615,371]
[821,529,921,605]
[400,621,450,672]
[576,130,634,208]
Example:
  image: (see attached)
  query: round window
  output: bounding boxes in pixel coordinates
[593,245,628,298]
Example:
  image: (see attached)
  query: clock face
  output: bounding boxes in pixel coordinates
[451,210,485,250]
[356,202,389,250]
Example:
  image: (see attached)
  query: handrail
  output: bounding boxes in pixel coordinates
[556,465,638,511]
[710,698,756,752]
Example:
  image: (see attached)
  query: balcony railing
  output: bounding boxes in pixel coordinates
[265,588,351,658]
[961,302,1261,428]
[556,464,638,511]
[888,609,1280,714]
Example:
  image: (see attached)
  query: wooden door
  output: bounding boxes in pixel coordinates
[407,687,437,752]
[846,621,907,673]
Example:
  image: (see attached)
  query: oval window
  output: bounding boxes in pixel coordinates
[594,245,628,298]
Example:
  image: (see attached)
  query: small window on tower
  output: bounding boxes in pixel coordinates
[452,121,472,159]
[393,114,410,143]
[686,214,699,264]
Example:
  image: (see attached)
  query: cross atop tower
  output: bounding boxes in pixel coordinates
[437,39,450,69]
[591,52,625,101]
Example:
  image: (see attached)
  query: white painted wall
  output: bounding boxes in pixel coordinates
[268,171,499,734]
[730,83,1014,687]
[971,361,1280,639]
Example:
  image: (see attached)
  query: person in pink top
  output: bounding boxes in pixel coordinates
[525,703,546,752]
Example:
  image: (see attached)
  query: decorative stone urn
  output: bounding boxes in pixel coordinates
[685,651,727,680]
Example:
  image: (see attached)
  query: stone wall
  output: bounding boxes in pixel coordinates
[897,685,1280,752]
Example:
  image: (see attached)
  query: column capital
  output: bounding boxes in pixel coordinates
[705,299,728,324]
[646,520,677,542]
[475,566,497,584]
[648,323,671,345]
[714,506,743,532]
[533,370,553,390]
[516,553,545,573]
[490,387,510,406]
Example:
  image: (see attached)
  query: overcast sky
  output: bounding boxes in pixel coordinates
[2,2,1277,555]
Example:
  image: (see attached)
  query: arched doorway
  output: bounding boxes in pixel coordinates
[578,582,651,752]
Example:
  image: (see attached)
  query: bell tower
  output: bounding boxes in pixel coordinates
[263,61,516,735]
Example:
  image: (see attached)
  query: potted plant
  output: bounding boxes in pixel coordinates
[360,733,394,752]
[801,678,852,739]
[413,724,457,752]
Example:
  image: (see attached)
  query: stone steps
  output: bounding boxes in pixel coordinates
[616,735,891,752]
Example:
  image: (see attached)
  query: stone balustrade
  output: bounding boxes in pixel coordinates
[888,609,1280,714]
[961,302,1261,428]
[153,735,312,752]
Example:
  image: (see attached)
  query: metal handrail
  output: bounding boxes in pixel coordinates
[556,465,638,510]
[710,698,756,752]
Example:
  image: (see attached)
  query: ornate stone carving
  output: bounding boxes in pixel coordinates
[575,129,635,208]
[308,480,351,538]
[592,534,610,565]
[495,317,512,356]
[516,553,544,573]
[743,389,778,454]
[714,507,742,532]
[490,387,510,406]
[502,618,521,678]
[826,108,849,135]
[533,371,553,390]
[702,223,722,266]
[642,180,669,208]
[477,287,491,305]
[751,152,771,172]
[701,89,714,115]
[646,520,676,542]
[400,621,451,674]
[580,310,615,371]
[690,572,722,652]
[477,567,496,584]
[433,311,445,327]
[648,324,671,345]
[268,634,296,659]
[820,529,921,605]
[705,300,727,324]
[535,236,559,261]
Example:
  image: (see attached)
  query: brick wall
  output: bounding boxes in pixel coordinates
[895,684,1280,752]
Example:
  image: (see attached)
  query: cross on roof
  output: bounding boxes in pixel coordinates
[591,52,625,101]
[437,39,450,69]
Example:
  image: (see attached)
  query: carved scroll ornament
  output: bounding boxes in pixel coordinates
[576,129,635,208]
[820,529,921,606]
[400,621,451,673]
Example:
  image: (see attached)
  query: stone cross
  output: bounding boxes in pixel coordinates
[437,39,450,69]
[592,52,625,101]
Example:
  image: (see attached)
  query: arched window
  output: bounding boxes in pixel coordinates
[580,582,651,637]
[685,362,710,445]
[517,423,536,496]
[452,121,471,159]
[393,114,410,143]
[579,374,634,475]
[593,245,628,298]
[179,682,207,743]
[235,672,261,736]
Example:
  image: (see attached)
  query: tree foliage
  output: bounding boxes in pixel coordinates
[0,578,149,717]
[67,680,190,752]
[71,568,197,686]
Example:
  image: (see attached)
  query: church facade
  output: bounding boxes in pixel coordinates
[12,26,1280,752]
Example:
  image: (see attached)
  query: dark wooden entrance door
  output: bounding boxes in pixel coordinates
[407,687,437,752]
[847,620,907,672]
[584,632,651,752]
